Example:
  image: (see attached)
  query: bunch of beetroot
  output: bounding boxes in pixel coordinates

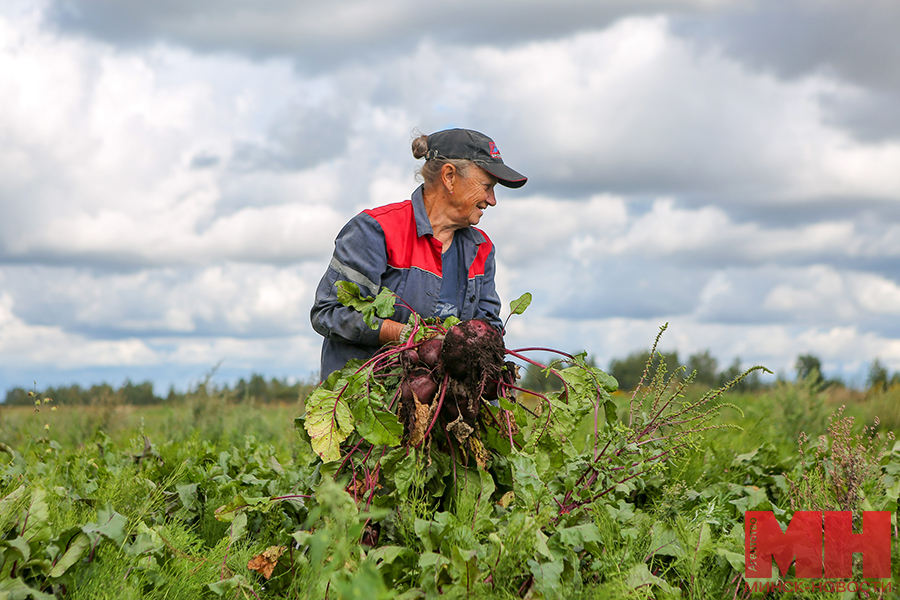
[397,318,518,446]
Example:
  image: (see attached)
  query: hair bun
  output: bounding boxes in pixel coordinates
[411,134,429,160]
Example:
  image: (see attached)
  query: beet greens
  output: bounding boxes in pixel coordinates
[297,282,769,595]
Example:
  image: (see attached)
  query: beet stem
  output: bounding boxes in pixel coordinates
[441,419,458,484]
[509,347,575,360]
[420,372,450,445]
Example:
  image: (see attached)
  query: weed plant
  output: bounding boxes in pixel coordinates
[1,351,899,598]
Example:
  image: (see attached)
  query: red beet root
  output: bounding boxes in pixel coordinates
[408,371,438,403]
[401,348,420,367]
[417,338,443,368]
[441,319,504,382]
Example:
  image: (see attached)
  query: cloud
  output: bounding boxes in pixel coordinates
[466,19,900,203]
[44,0,727,66]
[2,2,900,392]
[489,195,899,274]
[0,292,157,369]
[2,262,324,338]
[673,0,900,140]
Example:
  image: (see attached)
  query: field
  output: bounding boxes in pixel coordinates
[1,370,900,599]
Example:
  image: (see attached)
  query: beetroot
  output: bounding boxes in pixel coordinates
[417,338,443,368]
[441,319,504,382]
[408,371,438,403]
[398,368,439,441]
[401,348,420,368]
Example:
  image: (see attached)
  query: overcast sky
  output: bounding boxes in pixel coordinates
[2,0,899,394]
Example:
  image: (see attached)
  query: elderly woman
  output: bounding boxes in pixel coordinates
[310,128,527,379]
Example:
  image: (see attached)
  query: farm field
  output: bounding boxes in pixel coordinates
[1,372,899,599]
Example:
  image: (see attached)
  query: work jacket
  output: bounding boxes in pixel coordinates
[310,185,503,379]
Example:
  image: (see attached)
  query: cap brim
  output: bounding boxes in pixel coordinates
[476,161,528,189]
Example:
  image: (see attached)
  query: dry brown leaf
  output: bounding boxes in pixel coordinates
[468,436,489,469]
[247,545,286,579]
[408,398,433,446]
[501,409,519,437]
[447,416,474,445]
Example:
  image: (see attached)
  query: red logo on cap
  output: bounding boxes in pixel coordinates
[488,141,501,159]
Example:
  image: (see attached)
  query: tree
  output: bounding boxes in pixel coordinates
[687,350,718,387]
[867,359,889,391]
[795,354,824,386]
[609,349,681,392]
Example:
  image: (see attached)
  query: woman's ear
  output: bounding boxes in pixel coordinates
[441,162,457,194]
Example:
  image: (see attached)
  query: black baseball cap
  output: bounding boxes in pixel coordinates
[426,128,527,188]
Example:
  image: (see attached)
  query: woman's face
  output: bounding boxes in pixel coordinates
[447,165,498,228]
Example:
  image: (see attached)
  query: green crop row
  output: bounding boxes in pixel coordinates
[1,376,899,599]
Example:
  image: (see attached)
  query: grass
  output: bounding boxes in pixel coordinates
[1,382,898,599]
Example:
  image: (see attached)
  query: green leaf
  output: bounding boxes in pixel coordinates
[304,387,354,463]
[716,548,745,572]
[22,488,51,543]
[549,523,602,556]
[648,524,683,558]
[207,575,254,597]
[5,536,31,563]
[348,382,403,446]
[0,485,27,532]
[125,522,164,557]
[355,405,403,447]
[371,287,398,319]
[366,545,416,566]
[509,454,547,509]
[527,558,564,596]
[214,495,272,522]
[441,315,461,330]
[48,532,90,578]
[335,281,397,330]
[625,563,679,594]
[336,281,369,312]
[82,505,127,547]
[603,399,618,426]
[381,448,420,498]
[509,292,532,316]
[0,577,57,600]
[176,483,198,513]
[332,560,392,600]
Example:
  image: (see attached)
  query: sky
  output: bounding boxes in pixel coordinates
[1,0,899,395]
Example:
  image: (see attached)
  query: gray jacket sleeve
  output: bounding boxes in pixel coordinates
[310,213,387,347]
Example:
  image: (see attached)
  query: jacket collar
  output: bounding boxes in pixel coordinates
[410,185,486,245]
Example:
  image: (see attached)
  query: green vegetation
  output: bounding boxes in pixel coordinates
[2,370,898,599]
[2,300,900,598]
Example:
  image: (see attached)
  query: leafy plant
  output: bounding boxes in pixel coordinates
[291,286,770,597]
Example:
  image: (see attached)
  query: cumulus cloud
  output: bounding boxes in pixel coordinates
[44,0,727,66]
[0,292,157,369]
[2,1,900,392]
[3,262,324,338]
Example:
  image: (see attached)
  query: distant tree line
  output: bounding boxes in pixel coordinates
[522,349,900,393]
[607,349,764,392]
[3,374,316,407]
[867,358,900,391]
[519,349,765,394]
[5,351,898,406]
